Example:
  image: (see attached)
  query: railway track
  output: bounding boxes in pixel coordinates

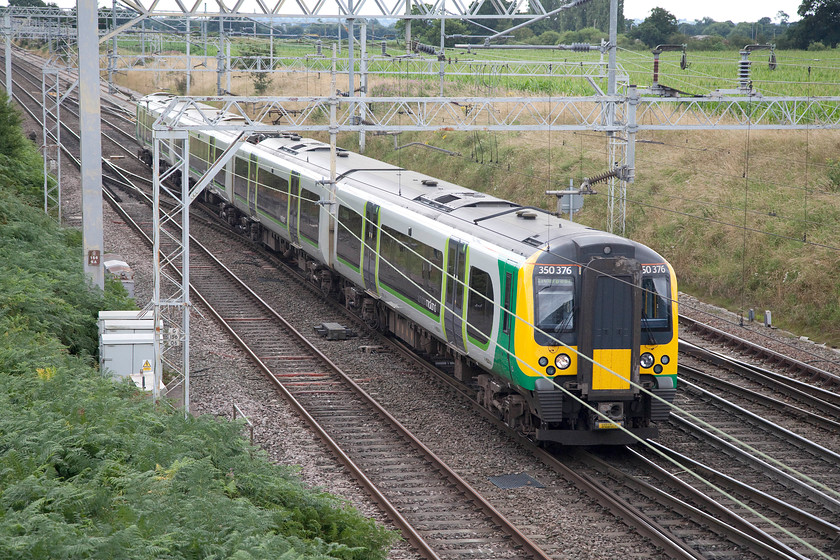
[679,315,840,390]
[185,231,552,560]
[7,46,840,559]
[680,343,840,436]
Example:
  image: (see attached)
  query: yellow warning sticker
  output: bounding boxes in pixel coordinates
[141,360,152,372]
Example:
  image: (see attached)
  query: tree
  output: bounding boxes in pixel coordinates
[8,0,48,6]
[530,0,624,36]
[394,5,469,48]
[705,21,735,37]
[632,7,678,47]
[788,0,840,48]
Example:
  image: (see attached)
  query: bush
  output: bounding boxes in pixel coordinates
[0,342,395,560]
[827,158,840,191]
[535,30,562,45]
[0,188,135,357]
[559,27,606,45]
[686,35,727,51]
[0,92,30,161]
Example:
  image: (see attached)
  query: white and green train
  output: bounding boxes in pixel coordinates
[138,93,678,445]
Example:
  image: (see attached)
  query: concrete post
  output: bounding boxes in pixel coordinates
[5,14,12,97]
[78,0,104,290]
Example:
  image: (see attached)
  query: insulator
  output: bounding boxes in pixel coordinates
[769,51,777,70]
[381,41,387,56]
[680,51,688,70]
[738,60,751,80]
[571,43,591,52]
[583,167,621,188]
[316,39,322,56]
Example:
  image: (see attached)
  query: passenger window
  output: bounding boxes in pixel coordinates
[641,276,672,344]
[256,168,289,225]
[502,272,512,334]
[233,157,248,203]
[337,205,363,267]
[379,225,443,315]
[299,188,320,244]
[467,268,494,345]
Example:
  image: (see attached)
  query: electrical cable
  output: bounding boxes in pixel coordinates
[523,129,840,201]
[627,180,833,233]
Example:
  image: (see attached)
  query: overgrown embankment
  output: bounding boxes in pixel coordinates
[0,93,395,560]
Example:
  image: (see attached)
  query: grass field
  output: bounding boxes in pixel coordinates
[109,36,840,97]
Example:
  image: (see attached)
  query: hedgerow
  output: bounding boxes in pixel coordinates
[0,91,395,559]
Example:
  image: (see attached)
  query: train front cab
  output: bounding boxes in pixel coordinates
[517,240,677,446]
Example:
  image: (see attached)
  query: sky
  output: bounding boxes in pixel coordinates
[624,1,802,23]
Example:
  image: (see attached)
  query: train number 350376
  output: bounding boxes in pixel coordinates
[536,265,575,275]
[642,264,668,275]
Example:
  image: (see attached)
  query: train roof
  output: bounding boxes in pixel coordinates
[140,94,665,262]
[252,134,630,259]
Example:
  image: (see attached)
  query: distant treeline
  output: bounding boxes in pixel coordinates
[11,0,839,51]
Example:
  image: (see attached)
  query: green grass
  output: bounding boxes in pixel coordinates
[108,35,840,98]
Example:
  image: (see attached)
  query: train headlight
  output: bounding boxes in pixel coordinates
[538,356,548,367]
[555,353,571,370]
[640,352,655,369]
[660,355,670,365]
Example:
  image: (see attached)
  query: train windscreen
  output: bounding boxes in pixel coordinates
[641,273,672,344]
[534,276,575,336]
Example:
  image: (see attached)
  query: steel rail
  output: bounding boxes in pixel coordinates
[679,315,840,388]
[680,339,840,409]
[643,440,840,540]
[575,449,809,560]
[679,360,840,432]
[669,411,840,515]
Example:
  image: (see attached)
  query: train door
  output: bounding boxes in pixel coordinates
[289,171,301,245]
[362,203,379,292]
[579,259,642,398]
[209,137,226,195]
[496,263,518,380]
[444,238,468,352]
[248,153,258,216]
